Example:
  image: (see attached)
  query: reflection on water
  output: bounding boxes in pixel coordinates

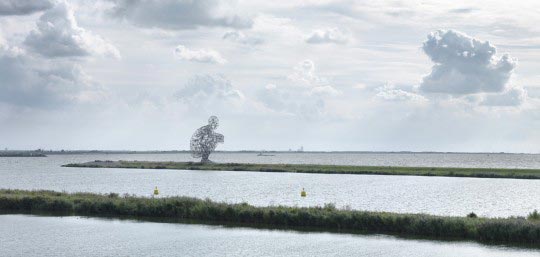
[1,214,539,257]
[1,154,540,217]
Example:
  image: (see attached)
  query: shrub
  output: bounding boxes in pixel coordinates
[323,203,336,211]
[467,212,478,218]
[528,210,540,220]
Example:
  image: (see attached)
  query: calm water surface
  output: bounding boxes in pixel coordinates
[1,214,539,257]
[1,153,540,217]
[41,152,540,168]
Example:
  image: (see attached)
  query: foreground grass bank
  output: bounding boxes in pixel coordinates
[64,160,540,179]
[1,190,539,245]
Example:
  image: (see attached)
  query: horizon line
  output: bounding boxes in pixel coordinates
[3,149,539,155]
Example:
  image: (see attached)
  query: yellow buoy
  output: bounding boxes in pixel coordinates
[300,188,306,197]
[153,186,159,196]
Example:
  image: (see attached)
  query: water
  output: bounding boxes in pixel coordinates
[35,152,540,168]
[1,214,539,257]
[206,152,540,169]
[1,153,540,217]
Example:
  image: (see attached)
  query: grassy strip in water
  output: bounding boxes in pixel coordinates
[1,189,540,245]
[64,161,540,179]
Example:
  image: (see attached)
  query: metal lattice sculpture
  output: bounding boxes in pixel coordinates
[190,116,224,163]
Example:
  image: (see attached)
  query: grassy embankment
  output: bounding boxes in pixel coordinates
[64,160,540,179]
[1,189,539,246]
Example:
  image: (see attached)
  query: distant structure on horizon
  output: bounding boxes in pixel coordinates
[190,116,224,163]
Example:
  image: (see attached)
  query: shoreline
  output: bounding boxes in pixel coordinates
[1,189,539,246]
[64,161,540,179]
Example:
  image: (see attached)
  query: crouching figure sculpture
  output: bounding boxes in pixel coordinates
[190,116,224,163]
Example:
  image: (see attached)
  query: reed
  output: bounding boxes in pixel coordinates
[1,189,539,245]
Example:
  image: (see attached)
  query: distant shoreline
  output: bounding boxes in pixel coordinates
[0,152,46,157]
[2,150,538,155]
[64,161,540,180]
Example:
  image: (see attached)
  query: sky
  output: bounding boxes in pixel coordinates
[0,0,540,152]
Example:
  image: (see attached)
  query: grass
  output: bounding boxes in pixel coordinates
[1,189,540,246]
[63,160,540,180]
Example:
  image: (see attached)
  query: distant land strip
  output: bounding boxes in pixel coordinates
[0,189,539,246]
[64,161,540,180]
[3,150,538,155]
[0,152,46,157]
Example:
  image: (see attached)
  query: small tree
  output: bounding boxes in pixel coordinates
[528,210,540,220]
[467,212,477,218]
[190,116,224,163]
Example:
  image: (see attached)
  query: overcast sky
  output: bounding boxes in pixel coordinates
[1,0,540,152]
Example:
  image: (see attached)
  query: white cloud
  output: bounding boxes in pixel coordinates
[481,86,527,107]
[420,30,516,95]
[175,74,244,109]
[0,36,23,56]
[305,27,350,44]
[288,59,341,96]
[288,60,327,87]
[0,40,104,108]
[258,83,325,118]
[0,0,53,16]
[222,31,263,46]
[376,83,426,103]
[250,14,303,43]
[311,85,341,96]
[257,60,340,118]
[24,2,120,58]
[417,29,529,107]
[174,45,226,64]
[109,0,253,30]
[287,59,341,96]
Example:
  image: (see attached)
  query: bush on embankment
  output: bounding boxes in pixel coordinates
[1,189,539,245]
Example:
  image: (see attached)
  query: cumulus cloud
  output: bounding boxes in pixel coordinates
[175,74,243,108]
[376,84,426,102]
[417,29,529,107]
[258,83,325,118]
[24,2,120,59]
[222,31,263,46]
[288,59,320,86]
[0,41,103,108]
[305,28,350,44]
[109,0,253,30]
[420,30,516,95]
[258,60,340,118]
[287,60,341,96]
[174,45,226,64]
[288,60,332,90]
[0,0,53,16]
[481,87,527,107]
